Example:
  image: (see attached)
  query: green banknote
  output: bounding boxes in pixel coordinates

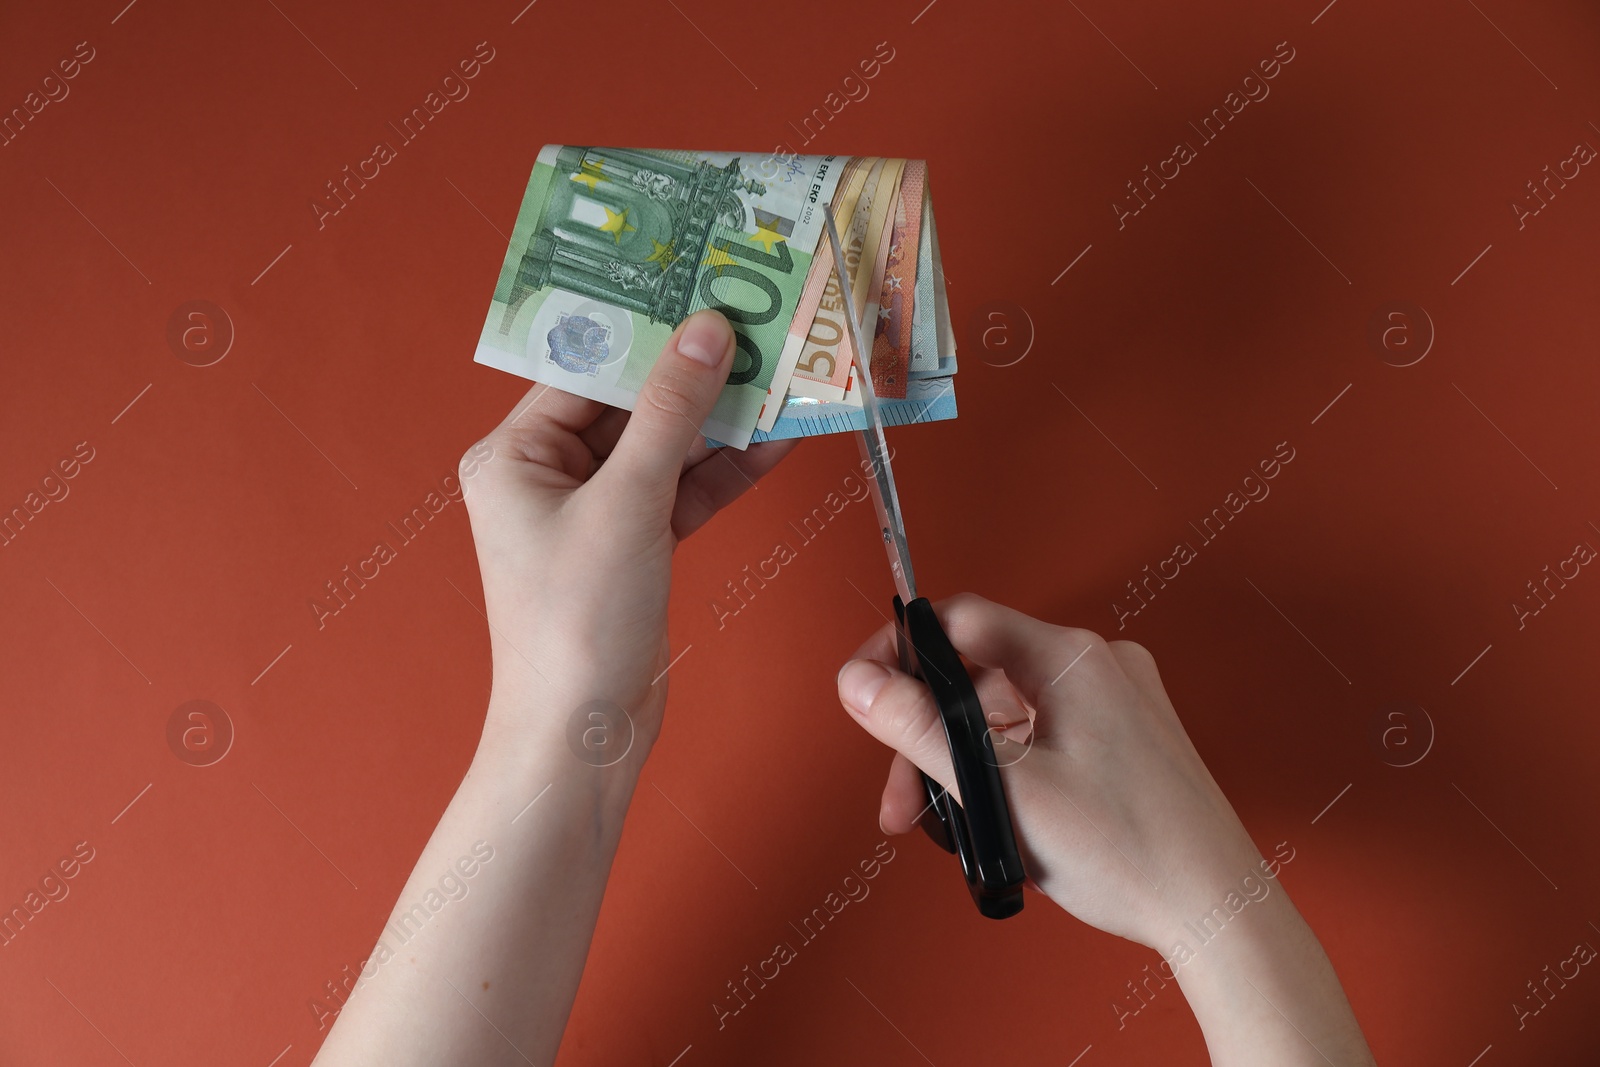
[475,145,846,448]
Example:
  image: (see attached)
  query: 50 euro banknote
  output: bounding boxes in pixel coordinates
[474,144,956,449]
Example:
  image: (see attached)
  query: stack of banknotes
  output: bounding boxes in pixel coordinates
[474,145,957,449]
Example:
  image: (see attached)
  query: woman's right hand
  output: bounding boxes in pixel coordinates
[836,592,1265,951]
[836,593,1376,1065]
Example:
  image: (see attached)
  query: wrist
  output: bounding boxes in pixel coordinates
[474,692,645,825]
[1124,839,1311,997]
[1166,887,1374,1065]
[1168,883,1312,991]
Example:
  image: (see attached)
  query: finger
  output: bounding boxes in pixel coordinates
[927,593,1106,708]
[1108,638,1163,693]
[842,596,1074,704]
[597,309,736,516]
[679,436,728,472]
[498,381,606,439]
[671,439,799,540]
[844,614,900,667]
[879,752,931,834]
[580,409,724,473]
[577,408,630,464]
[873,659,1034,826]
[876,665,1034,835]
[837,658,958,800]
[973,666,1032,732]
[482,382,607,484]
[843,595,1085,758]
[975,668,1041,782]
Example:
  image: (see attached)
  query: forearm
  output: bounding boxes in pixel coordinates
[1175,890,1375,1066]
[312,707,635,1067]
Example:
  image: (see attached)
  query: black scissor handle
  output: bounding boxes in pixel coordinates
[894,595,1026,919]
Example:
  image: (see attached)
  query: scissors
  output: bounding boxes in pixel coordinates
[820,204,1027,920]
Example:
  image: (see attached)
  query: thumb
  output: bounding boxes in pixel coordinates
[837,659,958,799]
[601,309,736,506]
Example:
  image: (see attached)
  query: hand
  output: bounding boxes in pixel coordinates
[836,593,1261,950]
[836,595,1375,1065]
[311,310,798,1067]
[462,309,796,768]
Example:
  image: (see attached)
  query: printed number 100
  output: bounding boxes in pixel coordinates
[698,238,793,386]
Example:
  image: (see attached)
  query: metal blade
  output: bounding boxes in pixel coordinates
[820,203,917,604]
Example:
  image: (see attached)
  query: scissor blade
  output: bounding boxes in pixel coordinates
[820,204,917,605]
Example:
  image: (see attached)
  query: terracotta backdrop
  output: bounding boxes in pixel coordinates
[2,0,1598,1063]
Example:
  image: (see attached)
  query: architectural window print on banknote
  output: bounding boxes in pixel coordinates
[475,145,960,449]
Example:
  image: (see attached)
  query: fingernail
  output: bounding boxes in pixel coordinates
[677,310,730,367]
[838,660,891,714]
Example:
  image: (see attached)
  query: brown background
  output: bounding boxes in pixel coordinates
[2,0,1598,1063]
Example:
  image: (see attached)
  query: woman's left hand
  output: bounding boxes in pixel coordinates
[461,308,797,768]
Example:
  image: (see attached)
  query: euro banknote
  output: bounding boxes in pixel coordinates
[474,144,957,449]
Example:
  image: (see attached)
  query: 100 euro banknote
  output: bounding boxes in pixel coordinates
[474,145,956,448]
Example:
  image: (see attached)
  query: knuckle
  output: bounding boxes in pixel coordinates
[1043,627,1111,686]
[878,677,937,739]
[1108,639,1162,685]
[1107,638,1153,663]
[457,439,494,481]
[939,591,998,627]
[942,590,989,613]
[640,373,700,423]
[908,703,952,771]
[933,592,994,646]
[458,441,500,503]
[1058,626,1108,655]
